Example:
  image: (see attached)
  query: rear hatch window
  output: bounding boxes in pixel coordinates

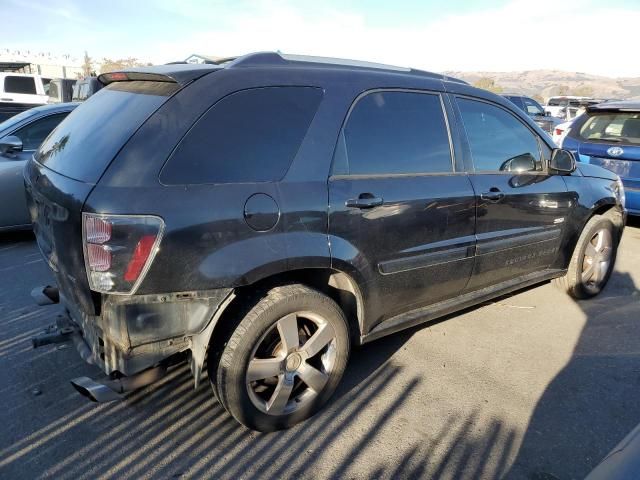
[36,81,178,183]
[577,112,640,145]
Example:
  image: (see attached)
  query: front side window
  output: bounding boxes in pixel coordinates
[334,91,453,176]
[14,113,69,150]
[457,97,542,172]
[161,87,323,184]
[4,76,37,95]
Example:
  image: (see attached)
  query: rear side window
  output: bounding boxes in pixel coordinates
[14,113,69,150]
[457,97,541,172]
[523,98,544,116]
[333,91,452,175]
[505,96,524,110]
[48,82,60,100]
[4,76,37,94]
[161,87,323,184]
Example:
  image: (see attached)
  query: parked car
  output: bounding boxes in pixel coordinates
[0,73,51,121]
[545,96,602,120]
[552,116,580,145]
[503,94,561,134]
[26,53,625,432]
[47,78,76,103]
[560,100,640,215]
[586,422,640,480]
[0,102,77,230]
[72,76,103,101]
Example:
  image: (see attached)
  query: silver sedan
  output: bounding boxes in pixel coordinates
[0,103,77,231]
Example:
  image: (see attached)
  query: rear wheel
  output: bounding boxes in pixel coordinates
[554,215,617,299]
[210,284,350,432]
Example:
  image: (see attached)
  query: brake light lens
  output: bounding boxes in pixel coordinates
[83,213,164,294]
[124,235,157,282]
[555,128,564,136]
[86,244,112,271]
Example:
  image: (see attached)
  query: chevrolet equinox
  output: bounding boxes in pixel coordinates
[25,52,626,432]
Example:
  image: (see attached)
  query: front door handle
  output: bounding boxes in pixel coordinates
[480,189,505,202]
[345,194,383,209]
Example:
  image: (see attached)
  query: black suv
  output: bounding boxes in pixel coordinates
[503,94,561,134]
[26,53,626,432]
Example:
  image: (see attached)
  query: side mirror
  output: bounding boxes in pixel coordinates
[0,135,23,155]
[549,148,576,173]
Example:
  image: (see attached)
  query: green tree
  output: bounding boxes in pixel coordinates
[473,77,503,93]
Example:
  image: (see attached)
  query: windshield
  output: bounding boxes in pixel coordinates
[579,112,640,145]
[547,98,564,106]
[36,81,177,183]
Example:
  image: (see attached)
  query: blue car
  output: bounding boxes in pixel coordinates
[561,101,640,215]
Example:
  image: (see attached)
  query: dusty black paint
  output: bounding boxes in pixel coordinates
[24,54,626,380]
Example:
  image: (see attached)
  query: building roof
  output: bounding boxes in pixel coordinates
[0,61,31,72]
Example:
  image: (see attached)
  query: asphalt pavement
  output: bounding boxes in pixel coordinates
[1,220,639,480]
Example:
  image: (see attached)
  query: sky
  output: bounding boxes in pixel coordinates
[3,0,640,77]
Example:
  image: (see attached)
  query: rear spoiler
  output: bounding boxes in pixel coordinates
[98,64,220,87]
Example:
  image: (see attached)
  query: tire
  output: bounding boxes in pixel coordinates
[554,215,618,299]
[209,284,350,432]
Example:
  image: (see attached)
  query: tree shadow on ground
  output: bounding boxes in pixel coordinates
[507,219,640,479]
[0,311,517,480]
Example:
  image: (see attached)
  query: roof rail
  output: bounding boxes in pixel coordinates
[225,52,468,84]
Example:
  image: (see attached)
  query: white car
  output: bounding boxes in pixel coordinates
[552,116,581,145]
[0,73,51,121]
[545,96,598,120]
[0,73,50,104]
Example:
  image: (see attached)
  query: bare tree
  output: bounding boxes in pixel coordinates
[82,51,94,77]
[99,57,150,74]
[572,85,594,97]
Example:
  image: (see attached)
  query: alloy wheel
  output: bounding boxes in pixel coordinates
[581,227,613,294]
[246,311,337,416]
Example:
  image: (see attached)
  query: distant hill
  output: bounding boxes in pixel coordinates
[442,69,640,101]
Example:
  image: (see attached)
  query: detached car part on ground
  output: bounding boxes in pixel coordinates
[27,53,626,432]
[0,103,76,231]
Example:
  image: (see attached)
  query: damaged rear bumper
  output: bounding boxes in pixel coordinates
[32,285,234,398]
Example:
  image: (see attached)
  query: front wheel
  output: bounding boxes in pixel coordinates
[555,215,618,299]
[210,284,350,432]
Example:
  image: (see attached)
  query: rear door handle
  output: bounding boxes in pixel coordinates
[480,189,505,202]
[345,194,383,209]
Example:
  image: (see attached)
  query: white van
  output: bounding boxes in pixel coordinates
[0,73,50,105]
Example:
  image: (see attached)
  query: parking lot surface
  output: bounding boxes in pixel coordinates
[0,221,639,480]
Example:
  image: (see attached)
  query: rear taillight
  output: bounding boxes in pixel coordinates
[83,213,164,294]
[554,128,564,136]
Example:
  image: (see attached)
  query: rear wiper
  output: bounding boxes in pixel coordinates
[599,137,622,143]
